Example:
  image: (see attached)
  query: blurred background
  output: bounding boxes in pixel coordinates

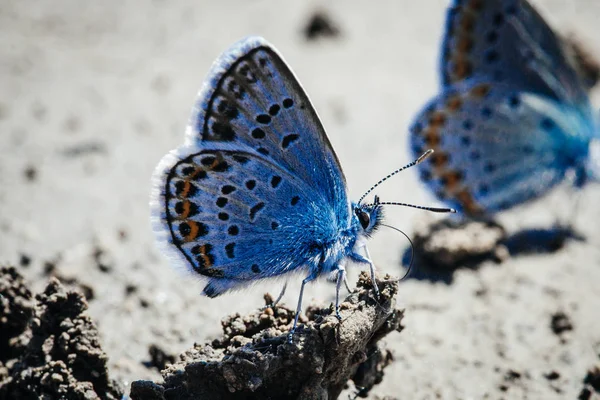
[2,0,600,397]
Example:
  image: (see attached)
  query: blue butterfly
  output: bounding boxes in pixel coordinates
[150,37,451,342]
[410,0,600,217]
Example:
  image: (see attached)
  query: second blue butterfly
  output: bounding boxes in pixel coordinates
[410,0,600,216]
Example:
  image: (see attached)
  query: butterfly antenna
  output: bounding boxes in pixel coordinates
[381,223,414,280]
[373,201,456,213]
[358,149,434,205]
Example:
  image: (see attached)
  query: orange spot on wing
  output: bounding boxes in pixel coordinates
[183,221,200,242]
[429,112,447,128]
[452,59,472,80]
[455,35,473,53]
[455,189,482,215]
[460,13,476,32]
[441,171,463,191]
[430,152,449,169]
[179,181,192,198]
[424,129,441,147]
[470,83,491,98]
[446,95,463,112]
[468,0,483,11]
[199,244,213,267]
[178,201,192,219]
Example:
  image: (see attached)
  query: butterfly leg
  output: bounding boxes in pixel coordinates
[350,246,380,297]
[344,275,352,293]
[288,270,318,343]
[334,266,347,321]
[261,281,288,311]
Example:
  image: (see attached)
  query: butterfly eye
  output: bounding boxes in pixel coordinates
[356,209,370,229]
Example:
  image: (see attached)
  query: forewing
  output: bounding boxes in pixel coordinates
[410,80,591,215]
[440,0,589,109]
[187,36,348,215]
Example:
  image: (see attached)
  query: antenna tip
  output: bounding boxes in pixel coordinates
[416,149,435,164]
[450,208,457,213]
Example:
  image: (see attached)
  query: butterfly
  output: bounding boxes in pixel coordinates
[150,36,453,342]
[409,0,600,217]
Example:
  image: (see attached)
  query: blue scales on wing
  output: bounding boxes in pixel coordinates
[152,37,350,296]
[440,0,590,112]
[410,80,592,215]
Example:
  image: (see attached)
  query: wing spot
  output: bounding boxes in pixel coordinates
[271,221,279,230]
[238,63,257,83]
[227,79,245,99]
[460,136,471,146]
[228,225,239,236]
[470,84,491,98]
[484,50,499,64]
[256,114,271,124]
[271,176,282,188]
[291,196,300,206]
[194,244,215,269]
[283,98,294,108]
[282,134,299,149]
[463,120,474,130]
[174,180,198,198]
[251,264,261,274]
[249,202,265,220]
[210,121,236,141]
[217,100,239,120]
[257,147,269,155]
[484,162,496,173]
[424,130,441,147]
[216,197,228,208]
[245,180,256,190]
[252,128,266,139]
[420,170,432,181]
[486,31,498,44]
[218,212,229,221]
[492,13,505,27]
[455,36,473,53]
[174,200,199,218]
[441,171,463,190]
[181,166,195,176]
[225,243,235,259]
[269,104,281,116]
[452,59,472,80]
[540,118,555,131]
[479,184,489,195]
[508,95,521,108]
[232,155,250,164]
[459,13,475,32]
[221,185,236,194]
[430,152,449,168]
[446,96,463,112]
[481,107,492,118]
[429,112,446,127]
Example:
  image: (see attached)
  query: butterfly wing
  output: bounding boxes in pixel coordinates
[186,36,348,212]
[410,80,592,215]
[151,37,349,296]
[440,0,590,110]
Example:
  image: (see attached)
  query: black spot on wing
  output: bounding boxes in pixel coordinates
[225,243,235,259]
[271,176,282,188]
[282,134,299,149]
[249,202,265,220]
[228,225,239,236]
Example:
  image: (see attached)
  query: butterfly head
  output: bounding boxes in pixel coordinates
[353,195,383,237]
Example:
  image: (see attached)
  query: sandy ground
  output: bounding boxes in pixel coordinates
[2,0,600,398]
